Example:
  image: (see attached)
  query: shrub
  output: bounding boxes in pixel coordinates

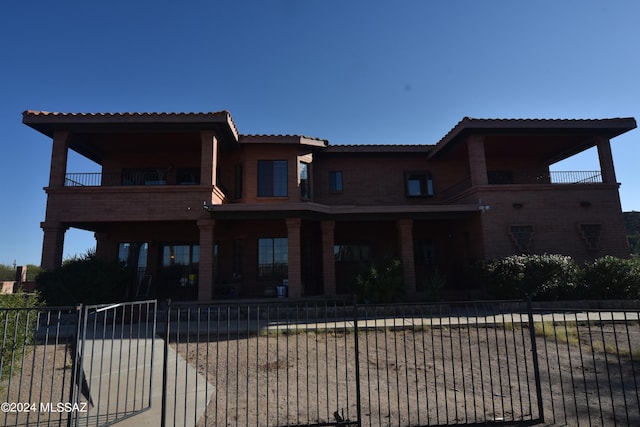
[36,252,130,306]
[355,257,404,303]
[480,254,580,300]
[580,256,640,299]
[0,293,42,380]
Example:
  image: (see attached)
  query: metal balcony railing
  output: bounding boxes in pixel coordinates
[64,172,192,187]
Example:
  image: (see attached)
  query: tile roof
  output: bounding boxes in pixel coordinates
[240,134,328,147]
[325,144,433,153]
[22,110,240,140]
[431,117,637,158]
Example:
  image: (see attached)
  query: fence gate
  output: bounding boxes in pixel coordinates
[71,300,157,426]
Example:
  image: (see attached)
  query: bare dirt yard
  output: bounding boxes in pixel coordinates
[175,320,640,427]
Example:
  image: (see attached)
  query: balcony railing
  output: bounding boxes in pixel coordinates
[486,170,603,185]
[64,171,201,187]
[548,170,603,184]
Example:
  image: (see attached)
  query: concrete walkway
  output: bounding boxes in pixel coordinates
[72,332,211,427]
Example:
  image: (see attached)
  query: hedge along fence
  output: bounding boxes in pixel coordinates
[479,254,640,301]
[0,293,42,381]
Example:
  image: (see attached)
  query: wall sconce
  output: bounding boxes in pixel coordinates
[512,203,523,209]
[480,204,491,213]
[580,201,591,208]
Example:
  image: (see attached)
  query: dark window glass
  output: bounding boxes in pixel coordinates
[329,171,343,193]
[405,171,434,196]
[300,162,310,199]
[258,238,288,280]
[177,168,200,185]
[258,160,288,197]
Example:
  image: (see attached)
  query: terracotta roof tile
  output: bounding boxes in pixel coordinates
[325,144,432,153]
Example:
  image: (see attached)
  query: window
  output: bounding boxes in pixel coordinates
[509,225,534,252]
[329,171,343,193]
[405,171,434,197]
[177,168,200,185]
[234,163,243,199]
[580,224,602,250]
[414,239,436,266]
[122,168,167,185]
[300,162,311,199]
[162,244,200,286]
[258,160,288,197]
[258,238,288,280]
[334,244,371,262]
[118,242,149,268]
[488,171,514,185]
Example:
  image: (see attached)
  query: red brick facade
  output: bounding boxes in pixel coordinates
[23,111,636,301]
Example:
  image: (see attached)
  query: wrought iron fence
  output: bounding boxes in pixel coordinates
[0,300,157,427]
[2,299,639,427]
[163,299,640,427]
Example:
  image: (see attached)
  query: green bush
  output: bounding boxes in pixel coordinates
[580,256,640,299]
[480,254,580,300]
[355,257,405,303]
[0,293,42,380]
[36,252,130,306]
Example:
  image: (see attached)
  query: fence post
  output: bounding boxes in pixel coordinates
[526,298,545,422]
[66,304,84,427]
[352,296,362,427]
[161,299,171,427]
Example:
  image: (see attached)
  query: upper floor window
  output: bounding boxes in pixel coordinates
[329,171,343,193]
[234,163,243,199]
[258,160,288,197]
[405,171,434,197]
[122,168,167,186]
[300,162,310,199]
[177,168,200,185]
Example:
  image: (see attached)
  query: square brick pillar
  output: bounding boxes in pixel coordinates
[286,218,302,298]
[596,137,618,184]
[320,220,336,296]
[467,135,488,186]
[397,219,416,296]
[49,131,70,188]
[40,221,67,270]
[197,219,215,301]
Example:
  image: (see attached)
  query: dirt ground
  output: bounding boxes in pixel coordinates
[174,321,640,427]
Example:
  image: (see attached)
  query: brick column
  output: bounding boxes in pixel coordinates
[320,220,336,296]
[49,131,70,188]
[94,231,109,261]
[397,219,416,296]
[40,221,67,270]
[596,137,618,184]
[286,218,302,298]
[200,131,218,189]
[197,219,215,301]
[467,135,488,186]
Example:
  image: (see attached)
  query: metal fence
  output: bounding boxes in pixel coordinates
[163,299,640,427]
[2,299,639,426]
[0,300,156,427]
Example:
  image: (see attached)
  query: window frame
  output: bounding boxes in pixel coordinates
[404,171,434,197]
[257,237,288,281]
[329,170,343,193]
[257,160,288,197]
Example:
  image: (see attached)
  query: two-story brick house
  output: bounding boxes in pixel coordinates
[23,111,636,301]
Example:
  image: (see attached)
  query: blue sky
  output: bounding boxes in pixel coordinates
[1,0,639,266]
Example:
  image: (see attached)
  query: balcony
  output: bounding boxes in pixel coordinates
[440,171,604,201]
[64,169,201,187]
